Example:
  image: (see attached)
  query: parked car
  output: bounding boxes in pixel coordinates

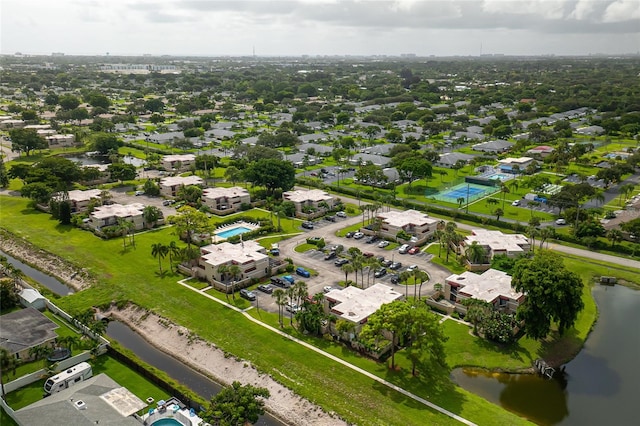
[374,268,387,278]
[134,190,145,196]
[556,218,566,225]
[375,255,385,263]
[324,251,337,260]
[345,231,355,238]
[408,246,420,255]
[398,244,411,254]
[282,275,295,284]
[324,215,336,222]
[336,211,347,218]
[390,262,402,270]
[162,199,174,206]
[381,259,393,268]
[257,284,273,294]
[365,236,379,244]
[353,232,365,239]
[285,302,300,313]
[389,274,400,284]
[512,200,521,206]
[334,258,349,267]
[239,289,256,301]
[271,277,290,289]
[295,267,311,278]
[406,265,418,273]
[377,240,390,248]
[363,252,374,258]
[301,221,314,230]
[323,286,334,293]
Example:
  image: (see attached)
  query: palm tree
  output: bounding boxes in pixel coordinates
[538,227,555,249]
[464,241,487,266]
[527,226,538,253]
[607,229,623,248]
[494,208,504,221]
[142,205,162,229]
[29,345,52,366]
[415,270,429,299]
[500,183,510,209]
[293,281,308,307]
[273,289,286,327]
[151,243,168,274]
[341,263,355,285]
[57,335,80,353]
[399,270,412,299]
[228,264,242,300]
[167,241,180,273]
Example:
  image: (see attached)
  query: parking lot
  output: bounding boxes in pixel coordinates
[108,186,177,218]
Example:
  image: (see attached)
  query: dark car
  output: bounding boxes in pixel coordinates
[375,255,385,263]
[363,252,374,258]
[365,236,379,244]
[271,277,290,289]
[390,261,402,270]
[239,289,256,301]
[324,251,337,260]
[381,259,393,268]
[295,267,311,278]
[389,274,400,284]
[374,268,387,278]
[325,215,336,222]
[334,258,349,267]
[257,284,273,294]
[345,232,355,238]
[301,221,314,230]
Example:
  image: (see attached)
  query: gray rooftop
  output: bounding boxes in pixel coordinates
[0,307,59,355]
[14,374,145,426]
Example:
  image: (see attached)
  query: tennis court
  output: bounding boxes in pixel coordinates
[432,182,499,203]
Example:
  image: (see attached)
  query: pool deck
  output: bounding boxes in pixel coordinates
[213,221,260,242]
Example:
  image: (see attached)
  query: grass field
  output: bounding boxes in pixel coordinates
[3,193,635,425]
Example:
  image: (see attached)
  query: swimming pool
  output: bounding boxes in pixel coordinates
[485,173,509,181]
[215,226,251,239]
[432,183,499,203]
[152,419,184,426]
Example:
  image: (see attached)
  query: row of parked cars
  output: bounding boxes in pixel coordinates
[301,211,348,230]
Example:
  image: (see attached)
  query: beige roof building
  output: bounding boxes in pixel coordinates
[325,283,404,327]
[161,154,196,171]
[283,189,335,217]
[198,241,269,284]
[159,175,204,197]
[445,268,524,314]
[461,229,530,259]
[202,186,251,214]
[376,209,439,245]
[90,203,146,230]
[54,189,103,213]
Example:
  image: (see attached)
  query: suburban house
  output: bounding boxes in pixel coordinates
[146,131,184,144]
[444,268,524,314]
[436,152,476,168]
[497,157,535,173]
[576,125,605,136]
[0,307,59,361]
[202,186,251,214]
[89,203,147,230]
[0,119,25,129]
[459,229,530,267]
[526,145,555,158]
[324,283,404,335]
[14,374,146,426]
[161,154,196,172]
[45,134,75,147]
[196,241,270,287]
[159,175,204,197]
[374,209,439,245]
[472,140,514,153]
[53,189,103,213]
[282,189,335,218]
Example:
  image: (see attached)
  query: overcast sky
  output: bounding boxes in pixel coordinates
[1,0,639,57]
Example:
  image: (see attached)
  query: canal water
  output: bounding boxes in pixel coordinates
[106,321,282,426]
[452,284,640,425]
[0,249,74,296]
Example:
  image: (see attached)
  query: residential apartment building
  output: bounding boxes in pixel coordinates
[459,230,530,266]
[159,175,204,197]
[89,203,146,230]
[197,241,269,285]
[445,268,524,314]
[161,154,196,172]
[54,189,103,213]
[282,189,335,218]
[202,186,250,214]
[375,209,439,245]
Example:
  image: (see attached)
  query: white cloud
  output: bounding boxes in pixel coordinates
[568,0,597,20]
[603,0,640,22]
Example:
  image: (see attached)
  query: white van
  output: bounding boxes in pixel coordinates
[44,362,93,395]
[398,244,410,254]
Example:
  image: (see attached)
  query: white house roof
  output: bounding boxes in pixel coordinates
[377,209,438,228]
[162,153,196,162]
[464,229,529,254]
[446,268,523,304]
[91,203,145,220]
[498,157,533,165]
[200,241,267,267]
[326,283,403,324]
[283,189,333,204]
[160,175,204,187]
[202,186,249,200]
[19,288,45,304]
[55,189,103,203]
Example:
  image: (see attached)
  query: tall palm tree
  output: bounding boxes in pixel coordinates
[228,264,242,300]
[607,229,623,248]
[293,281,308,307]
[151,243,168,274]
[538,227,555,249]
[414,270,429,300]
[273,289,286,327]
[341,263,355,285]
[216,264,229,283]
[29,345,52,366]
[167,241,180,273]
[399,270,412,299]
[500,183,510,209]
[464,241,487,266]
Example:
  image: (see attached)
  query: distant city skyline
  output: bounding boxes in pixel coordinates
[2,0,639,57]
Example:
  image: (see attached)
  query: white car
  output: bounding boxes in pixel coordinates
[398,244,410,254]
[353,232,365,239]
[511,200,520,206]
[378,241,390,248]
[556,218,566,225]
[323,286,334,293]
[336,211,347,218]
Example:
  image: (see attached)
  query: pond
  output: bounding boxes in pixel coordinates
[452,285,640,425]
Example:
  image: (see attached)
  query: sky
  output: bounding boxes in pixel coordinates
[1,0,639,57]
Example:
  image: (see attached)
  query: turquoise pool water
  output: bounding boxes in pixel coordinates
[215,226,251,238]
[485,173,509,180]
[152,418,184,426]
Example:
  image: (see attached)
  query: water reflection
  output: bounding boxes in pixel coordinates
[0,249,73,295]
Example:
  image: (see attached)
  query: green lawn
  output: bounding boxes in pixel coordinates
[2,194,629,426]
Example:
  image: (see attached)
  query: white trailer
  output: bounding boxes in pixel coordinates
[43,362,93,395]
